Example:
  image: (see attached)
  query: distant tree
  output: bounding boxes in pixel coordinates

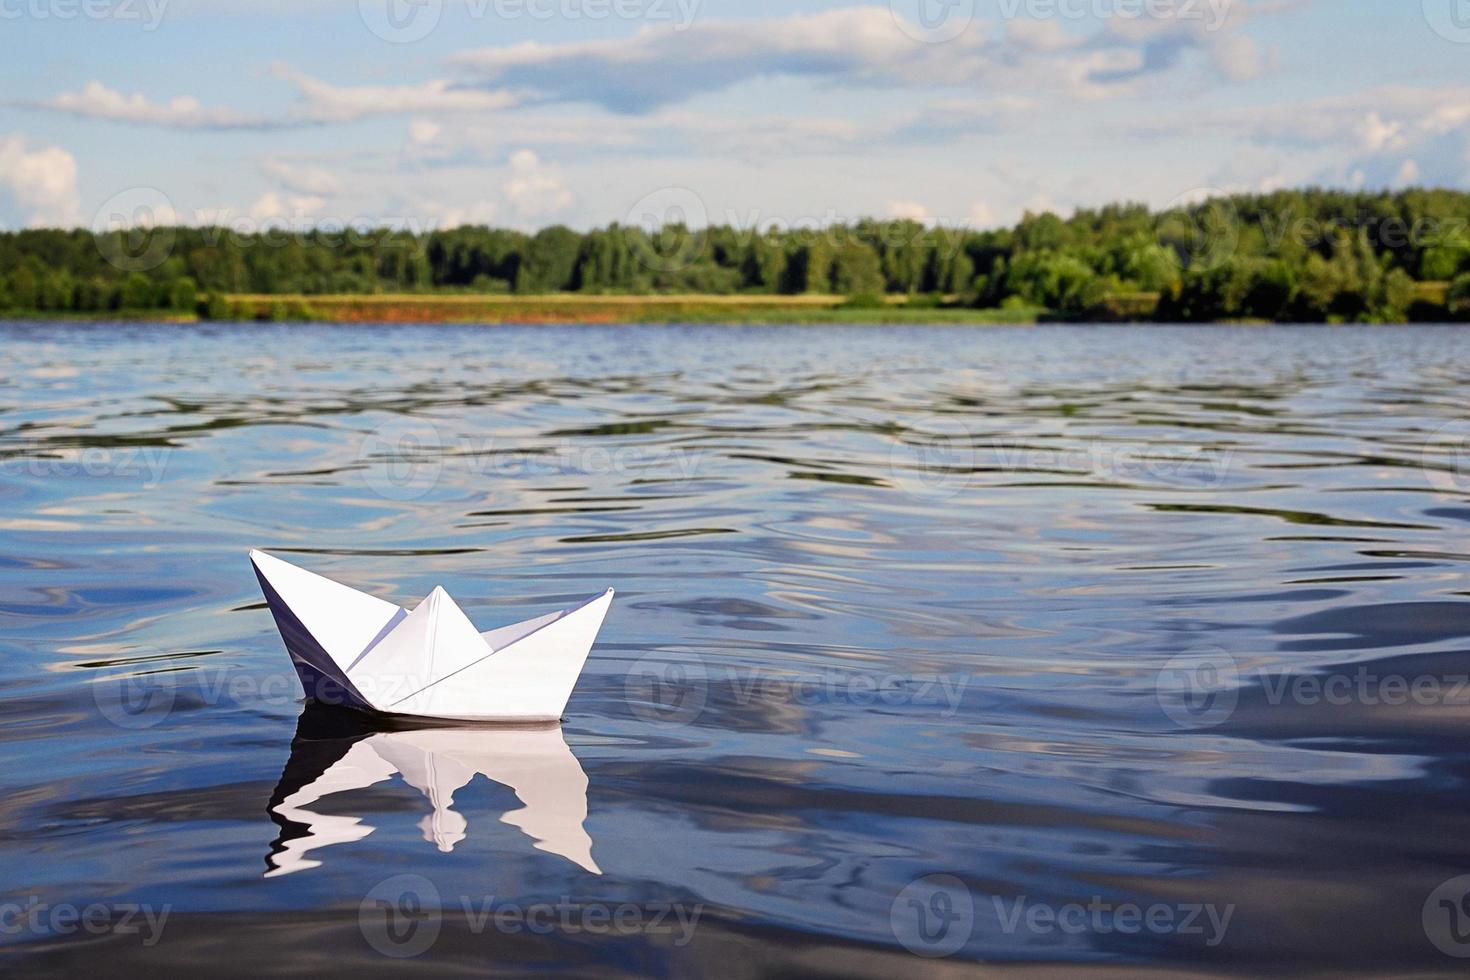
[830,241,884,296]
[1419,243,1469,281]
[740,233,787,293]
[517,225,581,293]
[119,273,156,310]
[169,276,198,311]
[783,239,834,294]
[1378,269,1416,322]
[1448,273,1470,319]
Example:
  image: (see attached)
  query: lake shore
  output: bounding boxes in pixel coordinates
[0,285,1458,325]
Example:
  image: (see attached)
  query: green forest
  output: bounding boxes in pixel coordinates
[3,188,1470,322]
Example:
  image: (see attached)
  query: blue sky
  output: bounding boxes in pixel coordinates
[1,0,1468,233]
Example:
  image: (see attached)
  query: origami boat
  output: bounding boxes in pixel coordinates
[250,550,613,723]
[266,717,599,877]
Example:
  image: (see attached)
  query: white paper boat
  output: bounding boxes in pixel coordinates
[250,550,613,723]
[266,720,599,877]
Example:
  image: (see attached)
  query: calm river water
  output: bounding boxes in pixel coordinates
[3,322,1470,976]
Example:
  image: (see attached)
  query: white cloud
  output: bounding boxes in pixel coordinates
[448,3,1283,113]
[260,158,343,196]
[0,134,82,228]
[886,200,932,224]
[274,66,519,123]
[25,71,520,132]
[409,120,442,144]
[502,149,572,225]
[38,82,277,130]
[248,191,326,223]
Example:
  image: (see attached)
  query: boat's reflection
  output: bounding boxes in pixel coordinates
[265,705,599,877]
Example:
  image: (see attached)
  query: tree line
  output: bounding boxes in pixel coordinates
[2,188,1469,321]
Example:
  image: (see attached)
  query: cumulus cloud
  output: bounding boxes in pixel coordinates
[502,149,572,225]
[247,191,327,223]
[886,200,933,224]
[0,134,82,228]
[1087,0,1281,86]
[35,81,278,130]
[449,7,996,113]
[448,3,1285,113]
[968,201,997,229]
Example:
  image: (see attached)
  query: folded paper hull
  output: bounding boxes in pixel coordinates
[250,550,613,723]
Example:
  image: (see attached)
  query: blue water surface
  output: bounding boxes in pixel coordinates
[2,322,1470,976]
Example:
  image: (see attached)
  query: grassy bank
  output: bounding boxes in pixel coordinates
[2,287,1458,325]
[217,293,1045,325]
